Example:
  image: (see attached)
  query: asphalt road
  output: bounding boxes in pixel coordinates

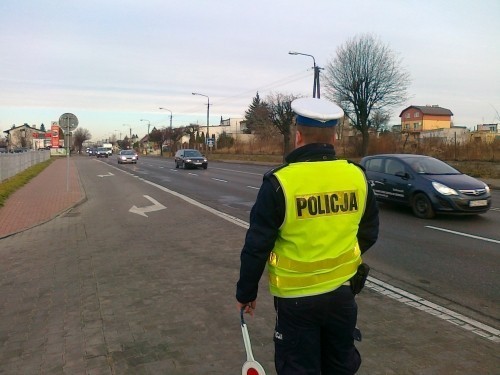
[100,155,500,328]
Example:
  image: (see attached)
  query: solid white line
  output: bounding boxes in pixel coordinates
[141,178,249,229]
[426,226,500,244]
[212,178,228,183]
[111,164,499,342]
[366,278,499,342]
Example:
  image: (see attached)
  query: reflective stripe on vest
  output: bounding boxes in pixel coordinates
[269,243,361,273]
[269,256,361,290]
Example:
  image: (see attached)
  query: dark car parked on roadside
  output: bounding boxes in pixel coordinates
[174,149,208,169]
[360,154,491,218]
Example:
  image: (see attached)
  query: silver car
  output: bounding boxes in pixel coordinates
[117,150,138,164]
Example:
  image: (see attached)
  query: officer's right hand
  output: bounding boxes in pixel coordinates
[237,300,256,316]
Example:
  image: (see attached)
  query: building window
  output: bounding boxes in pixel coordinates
[414,112,420,117]
[405,113,410,118]
[413,123,419,130]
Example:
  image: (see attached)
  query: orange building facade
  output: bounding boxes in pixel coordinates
[399,105,453,134]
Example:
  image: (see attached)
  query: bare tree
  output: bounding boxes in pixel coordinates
[72,128,92,154]
[324,34,411,156]
[370,109,391,132]
[490,104,500,122]
[266,92,300,159]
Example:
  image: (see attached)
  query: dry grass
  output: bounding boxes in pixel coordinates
[446,161,500,179]
[210,135,500,179]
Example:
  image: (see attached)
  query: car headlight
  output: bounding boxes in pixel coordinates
[432,181,458,195]
[485,185,490,194]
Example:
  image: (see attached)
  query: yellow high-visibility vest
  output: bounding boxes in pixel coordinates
[268,160,368,297]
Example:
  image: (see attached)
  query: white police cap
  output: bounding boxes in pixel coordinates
[291,97,344,127]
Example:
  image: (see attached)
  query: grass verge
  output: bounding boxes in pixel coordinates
[0,157,55,207]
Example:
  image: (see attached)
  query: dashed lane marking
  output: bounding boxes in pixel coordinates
[426,226,500,244]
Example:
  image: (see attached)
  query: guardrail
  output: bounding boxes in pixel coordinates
[0,151,51,182]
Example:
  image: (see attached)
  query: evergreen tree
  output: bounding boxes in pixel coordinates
[244,92,271,134]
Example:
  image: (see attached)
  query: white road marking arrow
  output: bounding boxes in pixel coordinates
[98,172,114,177]
[129,195,166,217]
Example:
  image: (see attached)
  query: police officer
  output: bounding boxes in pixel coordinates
[236,97,379,374]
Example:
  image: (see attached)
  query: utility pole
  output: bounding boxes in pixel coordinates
[192,93,211,152]
[289,51,323,98]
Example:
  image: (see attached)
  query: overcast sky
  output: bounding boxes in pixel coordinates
[1,0,499,142]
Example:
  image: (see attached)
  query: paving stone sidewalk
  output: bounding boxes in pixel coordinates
[0,157,498,374]
[0,157,84,239]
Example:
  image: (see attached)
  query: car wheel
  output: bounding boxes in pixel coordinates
[411,193,435,219]
[175,161,179,169]
[203,165,207,169]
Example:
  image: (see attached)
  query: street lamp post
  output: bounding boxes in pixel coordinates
[140,119,151,155]
[192,92,210,151]
[289,51,322,98]
[159,107,173,156]
[123,124,132,139]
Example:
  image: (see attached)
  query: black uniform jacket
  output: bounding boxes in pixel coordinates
[236,143,380,304]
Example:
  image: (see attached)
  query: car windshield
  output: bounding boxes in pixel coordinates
[121,150,135,155]
[404,157,461,175]
[185,150,202,157]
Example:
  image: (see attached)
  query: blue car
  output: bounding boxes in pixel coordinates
[360,154,491,218]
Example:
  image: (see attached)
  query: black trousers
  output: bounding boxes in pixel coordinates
[273,286,361,375]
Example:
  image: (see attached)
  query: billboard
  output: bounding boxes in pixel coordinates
[51,122,59,148]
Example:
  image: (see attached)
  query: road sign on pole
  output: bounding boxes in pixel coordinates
[59,113,79,192]
[59,113,79,133]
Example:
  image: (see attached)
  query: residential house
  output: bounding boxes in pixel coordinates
[399,105,453,134]
[219,117,246,135]
[3,124,50,150]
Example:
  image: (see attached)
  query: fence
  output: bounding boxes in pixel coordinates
[0,151,51,182]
